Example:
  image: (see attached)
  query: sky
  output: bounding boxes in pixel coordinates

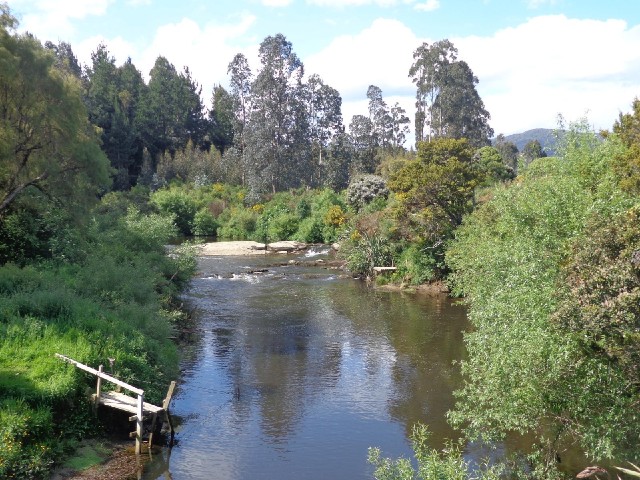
[9,0,640,139]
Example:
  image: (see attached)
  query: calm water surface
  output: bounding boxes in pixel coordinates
[142,248,479,479]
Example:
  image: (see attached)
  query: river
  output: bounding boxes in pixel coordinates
[140,248,488,479]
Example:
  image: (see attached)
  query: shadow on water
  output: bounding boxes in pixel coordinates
[140,250,507,479]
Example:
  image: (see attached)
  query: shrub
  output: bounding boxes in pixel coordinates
[192,208,218,236]
[395,243,437,285]
[346,174,389,211]
[294,216,324,243]
[343,232,393,277]
[369,424,503,480]
[150,188,198,236]
[217,208,257,240]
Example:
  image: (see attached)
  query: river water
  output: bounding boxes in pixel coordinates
[141,248,483,479]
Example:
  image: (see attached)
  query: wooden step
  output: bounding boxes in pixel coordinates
[93,391,164,416]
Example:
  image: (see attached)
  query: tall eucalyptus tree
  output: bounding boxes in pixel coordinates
[409,40,457,144]
[245,34,308,195]
[410,39,492,147]
[305,73,343,186]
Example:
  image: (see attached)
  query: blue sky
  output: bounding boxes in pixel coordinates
[10,0,640,139]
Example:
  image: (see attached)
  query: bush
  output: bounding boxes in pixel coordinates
[0,400,56,480]
[294,216,324,243]
[343,232,393,277]
[395,243,437,285]
[445,121,638,471]
[150,188,198,236]
[346,174,389,211]
[217,208,257,240]
[369,424,503,480]
[192,208,218,236]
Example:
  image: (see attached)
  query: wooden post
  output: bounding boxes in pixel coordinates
[95,365,103,413]
[148,381,176,449]
[136,393,144,454]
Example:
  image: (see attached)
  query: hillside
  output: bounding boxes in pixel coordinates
[499,128,558,155]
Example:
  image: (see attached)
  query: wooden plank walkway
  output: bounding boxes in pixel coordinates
[93,391,164,416]
[56,353,175,454]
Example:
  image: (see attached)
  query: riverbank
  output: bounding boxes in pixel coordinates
[49,439,144,480]
[198,240,309,256]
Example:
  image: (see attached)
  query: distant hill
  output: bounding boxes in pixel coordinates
[496,128,559,156]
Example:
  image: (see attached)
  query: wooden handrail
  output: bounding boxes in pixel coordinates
[56,353,147,454]
[55,353,144,396]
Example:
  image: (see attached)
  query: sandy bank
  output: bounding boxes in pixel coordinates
[197,240,308,256]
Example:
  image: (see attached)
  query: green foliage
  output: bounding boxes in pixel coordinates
[473,146,515,185]
[294,216,324,243]
[217,207,257,240]
[0,18,111,218]
[0,399,55,479]
[445,120,638,472]
[610,98,640,194]
[0,193,195,476]
[369,424,503,480]
[389,138,477,256]
[549,207,640,456]
[343,231,393,277]
[394,243,437,285]
[346,174,389,211]
[193,208,218,236]
[150,187,198,235]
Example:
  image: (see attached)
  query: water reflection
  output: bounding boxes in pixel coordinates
[143,252,469,479]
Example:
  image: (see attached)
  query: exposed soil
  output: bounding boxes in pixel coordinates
[50,439,148,480]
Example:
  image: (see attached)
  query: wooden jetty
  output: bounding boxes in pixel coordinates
[55,353,175,454]
[373,266,397,274]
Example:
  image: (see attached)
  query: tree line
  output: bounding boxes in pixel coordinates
[33,31,496,200]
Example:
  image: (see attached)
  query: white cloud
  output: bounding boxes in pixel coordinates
[454,15,640,133]
[13,0,113,41]
[527,0,557,8]
[262,0,294,6]
[305,18,420,136]
[307,0,416,7]
[414,0,439,12]
[136,14,258,102]
[128,0,152,5]
[306,14,640,142]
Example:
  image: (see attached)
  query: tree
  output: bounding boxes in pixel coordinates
[305,74,343,185]
[473,145,515,185]
[552,207,640,418]
[367,85,392,149]
[389,102,410,150]
[44,40,82,79]
[178,66,208,148]
[446,123,638,473]
[136,56,207,161]
[84,46,146,189]
[209,84,234,154]
[494,134,519,173]
[610,98,640,194]
[349,115,377,174]
[0,12,111,217]
[226,53,253,186]
[409,40,492,147]
[244,34,308,196]
[323,132,352,190]
[409,40,457,144]
[389,138,478,245]
[432,60,493,147]
[521,139,547,167]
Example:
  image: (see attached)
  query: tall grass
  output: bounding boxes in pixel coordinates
[0,196,195,478]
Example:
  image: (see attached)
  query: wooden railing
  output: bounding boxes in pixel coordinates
[55,353,146,454]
